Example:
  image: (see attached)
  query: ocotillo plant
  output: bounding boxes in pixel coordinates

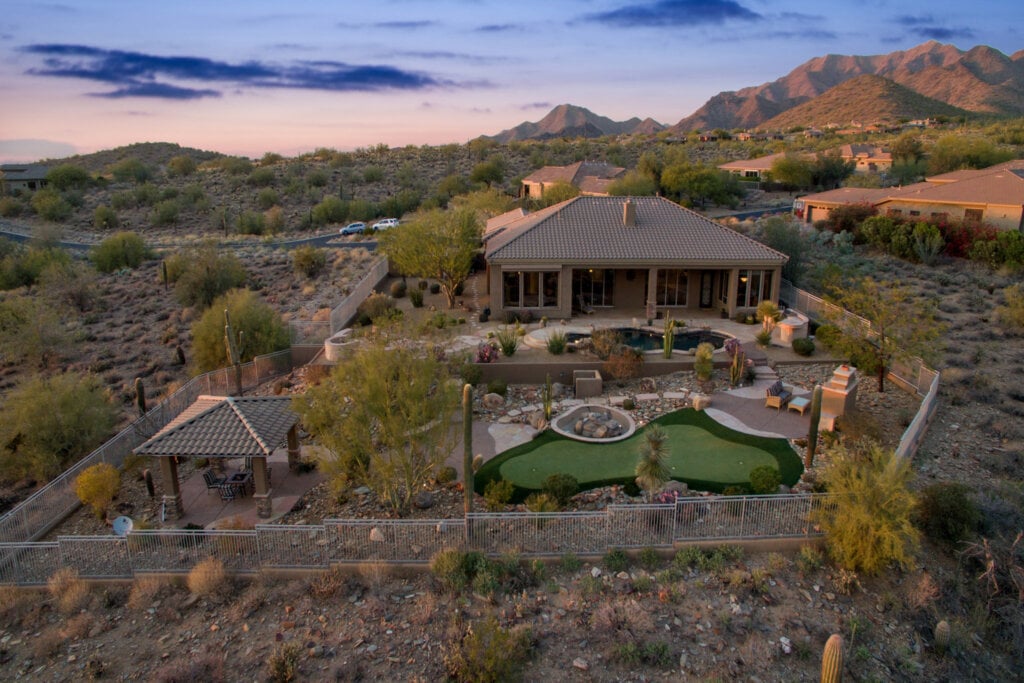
[662,318,676,359]
[821,633,843,683]
[805,385,823,469]
[463,383,473,515]
[542,374,553,420]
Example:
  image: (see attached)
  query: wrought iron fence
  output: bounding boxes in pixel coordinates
[256,525,330,569]
[126,530,260,575]
[325,518,466,563]
[466,512,609,556]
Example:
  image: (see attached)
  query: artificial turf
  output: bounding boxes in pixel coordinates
[474,408,803,500]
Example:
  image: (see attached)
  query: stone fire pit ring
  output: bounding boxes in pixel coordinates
[551,404,637,443]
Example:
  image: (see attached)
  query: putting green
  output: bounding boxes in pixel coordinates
[475,408,802,499]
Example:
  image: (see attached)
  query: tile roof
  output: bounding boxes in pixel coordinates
[0,164,50,181]
[522,161,624,185]
[881,170,1024,206]
[134,395,297,458]
[718,152,790,173]
[485,196,787,265]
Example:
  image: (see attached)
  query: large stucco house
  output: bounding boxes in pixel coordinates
[519,161,625,200]
[483,196,788,321]
[794,159,1024,231]
[0,164,49,193]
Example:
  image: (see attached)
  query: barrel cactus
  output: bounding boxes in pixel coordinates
[821,633,843,683]
[934,619,951,654]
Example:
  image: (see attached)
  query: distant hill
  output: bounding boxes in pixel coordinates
[761,74,974,130]
[673,41,1024,132]
[488,104,664,142]
[45,142,223,174]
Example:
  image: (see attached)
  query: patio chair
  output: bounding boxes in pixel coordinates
[576,294,595,315]
[203,469,226,494]
[218,482,237,502]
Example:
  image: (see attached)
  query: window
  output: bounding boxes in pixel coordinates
[964,208,983,223]
[503,270,559,308]
[909,210,921,217]
[886,208,903,217]
[735,269,774,308]
[718,269,730,305]
[573,269,614,307]
[655,269,687,306]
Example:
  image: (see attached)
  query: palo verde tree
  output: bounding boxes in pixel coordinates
[293,328,461,512]
[825,276,943,392]
[377,207,481,309]
[189,288,289,374]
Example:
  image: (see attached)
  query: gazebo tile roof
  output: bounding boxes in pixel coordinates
[134,395,296,458]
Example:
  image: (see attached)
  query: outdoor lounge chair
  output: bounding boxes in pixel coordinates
[203,469,226,494]
[764,379,793,411]
[577,294,595,315]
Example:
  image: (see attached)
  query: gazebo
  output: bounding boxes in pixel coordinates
[133,395,301,520]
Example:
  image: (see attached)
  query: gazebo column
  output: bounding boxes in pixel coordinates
[645,268,658,321]
[252,457,273,519]
[158,456,183,520]
[287,425,301,472]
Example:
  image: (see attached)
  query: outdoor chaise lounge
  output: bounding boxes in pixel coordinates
[765,380,793,411]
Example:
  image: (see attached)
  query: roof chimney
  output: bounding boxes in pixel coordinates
[622,199,636,227]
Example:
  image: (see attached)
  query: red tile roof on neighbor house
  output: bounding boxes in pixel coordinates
[522,161,625,187]
[880,169,1024,207]
[134,396,297,459]
[485,195,788,266]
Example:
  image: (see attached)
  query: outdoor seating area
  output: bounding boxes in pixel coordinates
[764,379,793,410]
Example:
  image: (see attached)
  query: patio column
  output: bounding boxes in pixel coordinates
[645,268,658,320]
[158,456,183,520]
[252,456,273,519]
[287,425,301,472]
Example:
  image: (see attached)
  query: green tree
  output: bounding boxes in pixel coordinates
[45,164,91,191]
[812,443,919,575]
[377,207,481,308]
[636,151,663,186]
[606,170,658,196]
[825,277,943,392]
[812,152,856,190]
[661,164,741,208]
[189,288,289,373]
[39,260,98,312]
[311,196,347,226]
[635,424,670,498]
[292,244,327,278]
[0,293,67,366]
[449,188,516,218]
[294,332,461,512]
[536,181,579,207]
[436,174,471,205]
[927,135,1014,175]
[166,155,197,177]
[760,216,807,284]
[0,372,118,481]
[769,153,814,190]
[170,242,247,309]
[889,132,924,163]
[469,156,506,187]
[91,231,150,273]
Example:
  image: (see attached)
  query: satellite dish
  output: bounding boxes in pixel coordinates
[112,516,134,537]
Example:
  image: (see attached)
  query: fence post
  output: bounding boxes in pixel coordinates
[740,496,747,537]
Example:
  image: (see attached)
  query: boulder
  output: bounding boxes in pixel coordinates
[413,490,435,509]
[482,393,505,410]
[639,377,657,393]
[692,394,712,411]
[528,412,548,431]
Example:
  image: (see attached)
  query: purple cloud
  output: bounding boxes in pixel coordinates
[582,0,762,27]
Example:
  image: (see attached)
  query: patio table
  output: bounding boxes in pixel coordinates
[225,471,253,497]
[787,396,811,416]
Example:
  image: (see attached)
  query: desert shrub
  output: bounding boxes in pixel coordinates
[150,199,180,226]
[611,640,673,668]
[305,168,328,187]
[48,567,90,615]
[356,292,399,325]
[74,462,120,519]
[748,465,781,494]
[311,195,346,226]
[796,545,825,573]
[524,492,560,512]
[430,549,487,592]
[604,548,629,573]
[171,243,247,309]
[814,323,841,348]
[246,167,275,187]
[236,210,266,234]
[546,331,567,354]
[444,616,534,683]
[591,328,623,360]
[495,326,519,356]
[754,328,773,347]
[267,642,302,683]
[486,378,507,396]
[460,361,483,385]
[483,479,513,511]
[109,158,152,183]
[389,279,407,298]
[915,482,980,547]
[190,289,289,372]
[257,188,280,210]
[791,337,815,356]
[475,342,498,363]
[436,465,457,484]
[543,473,579,506]
[823,202,877,233]
[291,245,326,278]
[30,188,72,221]
[409,287,424,307]
[429,282,441,294]
[812,443,919,574]
[622,397,636,410]
[694,342,714,381]
[0,196,23,217]
[0,372,118,481]
[166,155,198,177]
[152,654,225,683]
[186,557,228,598]
[91,231,150,273]
[93,204,119,229]
[996,284,1024,329]
[603,349,644,380]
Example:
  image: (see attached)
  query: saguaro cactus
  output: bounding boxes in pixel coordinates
[463,383,473,515]
[134,377,146,417]
[224,309,243,396]
[805,385,823,469]
[821,633,843,683]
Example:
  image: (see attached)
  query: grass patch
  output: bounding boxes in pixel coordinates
[475,408,802,501]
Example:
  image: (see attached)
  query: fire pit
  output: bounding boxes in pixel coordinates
[551,404,636,443]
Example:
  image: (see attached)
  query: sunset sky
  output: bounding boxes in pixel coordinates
[1,0,1019,162]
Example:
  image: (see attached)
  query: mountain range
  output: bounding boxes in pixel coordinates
[486,41,1024,141]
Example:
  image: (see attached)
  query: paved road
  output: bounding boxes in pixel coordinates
[0,218,378,253]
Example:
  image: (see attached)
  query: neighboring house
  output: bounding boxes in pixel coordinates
[519,161,625,200]
[837,144,892,174]
[795,159,1024,231]
[718,152,790,181]
[484,195,788,321]
[0,164,49,192]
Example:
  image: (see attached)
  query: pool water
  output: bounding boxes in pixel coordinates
[615,327,731,352]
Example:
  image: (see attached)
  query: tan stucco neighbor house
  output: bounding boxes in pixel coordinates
[484,196,788,321]
[795,159,1024,231]
[519,161,625,200]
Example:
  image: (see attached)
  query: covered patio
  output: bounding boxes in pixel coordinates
[133,395,304,522]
